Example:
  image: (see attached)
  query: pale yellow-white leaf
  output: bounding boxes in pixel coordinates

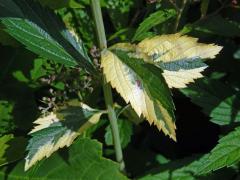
[137,33,222,62]
[101,50,176,140]
[162,66,207,88]
[136,33,222,88]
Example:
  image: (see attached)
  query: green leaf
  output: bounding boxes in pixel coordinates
[25,102,104,170]
[0,0,95,73]
[0,135,27,167]
[197,127,240,174]
[181,78,240,125]
[106,0,134,30]
[12,71,29,83]
[30,58,47,81]
[132,9,176,41]
[105,119,133,148]
[181,16,240,37]
[38,0,84,9]
[139,155,202,180]
[234,49,240,59]
[0,101,15,135]
[0,135,13,166]
[139,154,236,180]
[200,0,209,18]
[0,138,128,180]
[101,49,176,140]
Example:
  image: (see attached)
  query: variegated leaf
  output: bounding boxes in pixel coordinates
[25,102,104,171]
[136,34,222,88]
[101,50,176,140]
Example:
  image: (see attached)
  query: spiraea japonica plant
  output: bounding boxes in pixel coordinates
[3,0,240,179]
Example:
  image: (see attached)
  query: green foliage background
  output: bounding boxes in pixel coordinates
[0,0,240,179]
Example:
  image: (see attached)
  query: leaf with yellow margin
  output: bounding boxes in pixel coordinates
[25,102,104,171]
[136,34,222,88]
[101,49,176,141]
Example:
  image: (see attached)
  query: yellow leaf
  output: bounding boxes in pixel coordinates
[101,50,176,140]
[136,33,222,88]
[137,33,222,62]
[162,67,207,88]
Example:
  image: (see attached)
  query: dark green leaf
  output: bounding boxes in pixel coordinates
[234,49,240,59]
[0,0,95,73]
[38,0,84,9]
[0,101,15,135]
[197,127,240,174]
[0,135,27,167]
[105,119,133,148]
[181,78,240,125]
[181,16,240,37]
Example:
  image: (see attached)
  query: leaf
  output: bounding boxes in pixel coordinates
[0,135,27,167]
[25,102,104,171]
[38,0,84,9]
[101,49,176,140]
[234,49,240,59]
[137,33,222,88]
[106,0,134,29]
[0,135,13,166]
[138,154,202,180]
[197,127,240,174]
[181,78,240,125]
[0,138,128,180]
[105,119,133,148]
[181,16,240,37]
[200,0,209,18]
[30,58,47,81]
[0,101,15,135]
[139,154,236,180]
[0,0,95,73]
[132,9,176,41]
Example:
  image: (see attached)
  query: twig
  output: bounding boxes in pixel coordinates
[173,0,188,32]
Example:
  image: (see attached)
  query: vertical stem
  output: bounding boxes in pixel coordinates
[90,0,125,172]
[173,0,188,32]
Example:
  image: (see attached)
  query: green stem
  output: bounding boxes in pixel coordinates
[90,0,125,172]
[173,0,187,32]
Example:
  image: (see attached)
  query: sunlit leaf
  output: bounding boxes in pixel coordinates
[25,102,104,171]
[137,33,222,88]
[101,49,176,140]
